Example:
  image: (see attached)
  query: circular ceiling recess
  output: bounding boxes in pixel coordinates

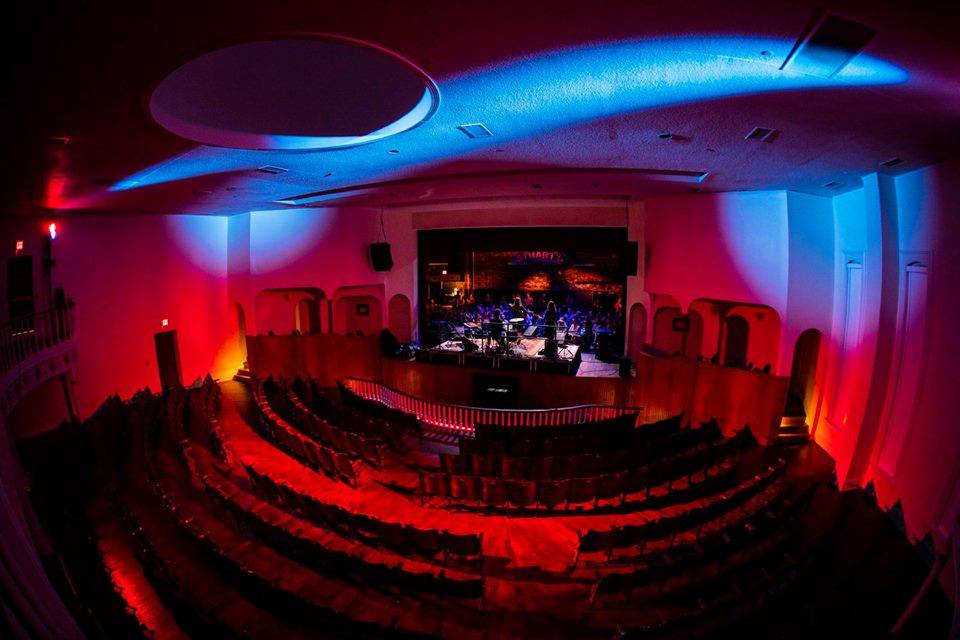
[149,36,439,150]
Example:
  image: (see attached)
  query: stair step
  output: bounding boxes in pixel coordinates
[779,425,809,436]
[780,415,806,427]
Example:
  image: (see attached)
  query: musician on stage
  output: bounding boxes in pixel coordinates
[543,300,559,340]
[509,296,526,321]
[488,308,506,346]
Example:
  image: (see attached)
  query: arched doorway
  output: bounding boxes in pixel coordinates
[236,303,248,365]
[684,309,704,359]
[627,303,647,362]
[295,298,322,334]
[722,315,749,368]
[786,329,822,419]
[387,294,413,342]
[652,306,684,355]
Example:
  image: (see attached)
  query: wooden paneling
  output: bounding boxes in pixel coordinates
[247,336,786,443]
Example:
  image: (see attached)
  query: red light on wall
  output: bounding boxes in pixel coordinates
[15,240,23,253]
[47,223,57,240]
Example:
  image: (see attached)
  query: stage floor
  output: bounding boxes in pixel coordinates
[437,336,580,362]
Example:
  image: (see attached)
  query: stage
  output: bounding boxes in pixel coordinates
[418,336,582,375]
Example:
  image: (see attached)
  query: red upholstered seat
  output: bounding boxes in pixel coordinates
[481,477,508,507]
[450,474,482,502]
[506,479,537,508]
[537,479,570,510]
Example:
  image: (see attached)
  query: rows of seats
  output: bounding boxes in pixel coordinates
[588,482,824,605]
[135,386,489,638]
[465,412,651,455]
[183,443,484,602]
[439,420,722,480]
[244,461,484,568]
[294,378,412,450]
[49,374,842,639]
[251,380,360,485]
[576,455,787,556]
[419,428,757,510]
[261,377,387,468]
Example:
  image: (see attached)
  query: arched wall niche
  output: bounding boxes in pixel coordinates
[787,328,824,427]
[387,294,413,342]
[333,284,385,336]
[684,309,705,359]
[652,306,684,355]
[255,288,326,336]
[627,302,648,362]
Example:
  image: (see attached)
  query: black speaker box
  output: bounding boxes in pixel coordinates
[370,242,393,271]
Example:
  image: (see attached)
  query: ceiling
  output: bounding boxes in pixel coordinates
[3,0,959,216]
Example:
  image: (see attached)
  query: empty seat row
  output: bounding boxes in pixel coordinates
[441,421,722,480]
[421,428,756,509]
[465,412,649,456]
[252,383,359,485]
[182,443,484,602]
[260,379,387,469]
[577,456,787,555]
[242,462,483,566]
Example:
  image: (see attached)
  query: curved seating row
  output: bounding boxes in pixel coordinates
[180,442,485,602]
[258,377,388,469]
[420,428,756,510]
[440,421,722,480]
[588,482,824,604]
[136,389,487,639]
[251,382,360,485]
[464,412,652,456]
[243,461,484,567]
[576,456,788,555]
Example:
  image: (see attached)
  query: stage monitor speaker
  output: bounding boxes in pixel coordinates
[623,241,639,276]
[370,242,393,271]
[460,337,480,353]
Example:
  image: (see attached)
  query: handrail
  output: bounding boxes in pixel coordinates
[0,303,75,375]
[342,377,643,435]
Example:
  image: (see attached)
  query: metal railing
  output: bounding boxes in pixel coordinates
[0,304,75,374]
[342,377,642,435]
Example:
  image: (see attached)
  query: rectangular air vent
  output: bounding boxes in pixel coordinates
[256,165,288,175]
[744,127,779,143]
[880,157,904,168]
[457,123,492,139]
[823,180,842,189]
[781,13,876,78]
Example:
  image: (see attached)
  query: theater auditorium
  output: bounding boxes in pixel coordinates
[2,1,959,638]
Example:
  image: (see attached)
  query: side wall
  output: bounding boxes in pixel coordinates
[0,214,235,416]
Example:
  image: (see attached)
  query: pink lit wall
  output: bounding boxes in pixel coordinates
[869,159,960,541]
[0,214,236,416]
[643,192,789,317]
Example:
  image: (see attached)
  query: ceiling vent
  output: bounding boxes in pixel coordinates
[781,13,876,78]
[256,165,288,175]
[744,127,779,143]
[823,180,842,189]
[457,123,492,139]
[880,157,904,168]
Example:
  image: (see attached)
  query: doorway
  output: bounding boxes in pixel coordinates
[7,255,34,324]
[154,330,182,389]
[722,315,749,368]
[786,329,822,418]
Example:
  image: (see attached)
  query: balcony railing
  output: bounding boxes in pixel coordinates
[342,377,642,435]
[0,304,75,375]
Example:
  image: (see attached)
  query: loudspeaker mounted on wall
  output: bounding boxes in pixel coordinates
[370,242,393,271]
